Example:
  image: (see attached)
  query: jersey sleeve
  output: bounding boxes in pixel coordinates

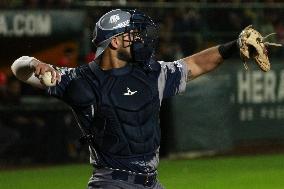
[157,59,190,99]
[45,67,78,100]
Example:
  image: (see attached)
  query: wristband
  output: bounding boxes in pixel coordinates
[218,40,238,59]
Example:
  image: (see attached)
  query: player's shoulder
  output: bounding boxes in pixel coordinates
[76,64,93,76]
[64,65,96,106]
[157,59,185,69]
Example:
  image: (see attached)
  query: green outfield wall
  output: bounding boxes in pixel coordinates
[168,59,284,154]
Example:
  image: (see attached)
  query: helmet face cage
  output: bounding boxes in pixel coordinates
[126,10,158,48]
[125,10,159,69]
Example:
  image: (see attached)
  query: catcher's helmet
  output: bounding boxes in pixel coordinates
[92,9,158,70]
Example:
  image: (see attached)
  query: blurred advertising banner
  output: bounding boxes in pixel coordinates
[168,59,284,154]
[0,10,85,37]
[232,61,284,144]
[0,10,86,74]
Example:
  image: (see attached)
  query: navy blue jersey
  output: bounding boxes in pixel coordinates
[46,59,188,173]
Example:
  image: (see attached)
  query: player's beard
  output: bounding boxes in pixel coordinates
[117,47,132,62]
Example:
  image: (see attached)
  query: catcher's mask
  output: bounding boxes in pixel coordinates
[92,9,158,70]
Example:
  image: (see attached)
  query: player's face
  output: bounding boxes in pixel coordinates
[115,35,130,62]
[117,30,144,62]
[115,31,133,62]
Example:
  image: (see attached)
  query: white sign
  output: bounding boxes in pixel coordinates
[237,70,284,104]
[0,13,51,37]
[236,70,284,121]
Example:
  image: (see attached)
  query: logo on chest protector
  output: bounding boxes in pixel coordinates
[123,87,137,96]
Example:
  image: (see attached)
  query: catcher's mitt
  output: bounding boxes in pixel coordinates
[238,25,282,72]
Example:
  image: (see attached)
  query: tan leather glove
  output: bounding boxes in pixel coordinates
[238,25,282,72]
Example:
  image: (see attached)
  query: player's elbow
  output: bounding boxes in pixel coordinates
[11,56,34,81]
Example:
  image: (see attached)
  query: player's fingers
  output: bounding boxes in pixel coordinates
[34,66,42,77]
[56,71,61,83]
[51,70,57,83]
[36,64,48,77]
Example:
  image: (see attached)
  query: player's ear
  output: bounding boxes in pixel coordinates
[109,36,121,50]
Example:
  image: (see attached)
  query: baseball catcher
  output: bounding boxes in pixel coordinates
[10,9,283,189]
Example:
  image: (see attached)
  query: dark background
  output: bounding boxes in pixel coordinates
[1,1,284,166]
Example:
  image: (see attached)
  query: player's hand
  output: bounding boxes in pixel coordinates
[238,25,282,72]
[30,58,61,84]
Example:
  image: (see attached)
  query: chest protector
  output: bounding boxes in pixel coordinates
[83,62,161,156]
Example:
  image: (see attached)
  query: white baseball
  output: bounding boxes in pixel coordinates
[40,72,56,87]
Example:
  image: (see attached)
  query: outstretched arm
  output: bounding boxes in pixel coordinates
[11,56,61,89]
[183,40,238,80]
